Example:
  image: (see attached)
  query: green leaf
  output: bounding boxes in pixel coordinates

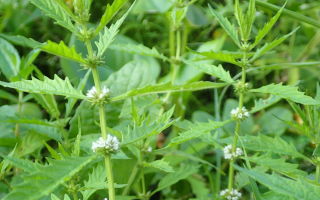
[235,166,320,200]
[154,164,198,193]
[250,28,298,61]
[250,95,281,113]
[240,134,311,162]
[209,5,240,47]
[0,38,20,80]
[247,154,306,177]
[250,83,318,105]
[29,0,76,32]
[3,156,94,200]
[110,81,228,102]
[0,75,86,99]
[144,160,174,173]
[0,154,40,173]
[190,63,234,83]
[81,164,106,200]
[32,94,61,119]
[0,34,41,49]
[109,43,168,60]
[41,40,87,64]
[168,120,229,147]
[194,50,241,66]
[122,107,175,145]
[94,0,129,35]
[250,4,284,49]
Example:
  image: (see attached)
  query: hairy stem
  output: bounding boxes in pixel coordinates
[85,39,115,200]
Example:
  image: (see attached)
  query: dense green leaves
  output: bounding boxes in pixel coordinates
[3,156,94,200]
[250,83,318,105]
[236,166,320,200]
[0,38,20,80]
[191,63,234,83]
[0,75,86,99]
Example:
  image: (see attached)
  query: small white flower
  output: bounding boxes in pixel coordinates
[86,86,110,102]
[147,146,152,152]
[91,135,120,153]
[103,198,108,200]
[223,145,243,160]
[230,107,250,120]
[220,189,242,200]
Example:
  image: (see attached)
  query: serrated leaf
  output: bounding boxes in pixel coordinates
[122,107,175,145]
[240,134,311,162]
[168,120,229,147]
[0,75,86,99]
[3,156,94,200]
[190,63,234,83]
[41,41,86,64]
[30,0,76,32]
[144,160,174,173]
[247,155,306,177]
[81,164,106,200]
[110,81,228,102]
[250,28,298,61]
[250,4,284,49]
[251,95,281,113]
[250,83,318,105]
[155,164,198,192]
[209,5,240,47]
[235,166,320,200]
[195,50,241,66]
[109,43,168,60]
[94,0,129,35]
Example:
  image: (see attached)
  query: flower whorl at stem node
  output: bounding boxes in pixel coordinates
[234,81,249,94]
[86,86,110,104]
[92,135,120,154]
[230,107,250,120]
[220,189,242,200]
[223,145,243,160]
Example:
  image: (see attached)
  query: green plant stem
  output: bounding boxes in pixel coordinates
[14,91,23,137]
[72,191,78,200]
[105,154,116,200]
[228,49,247,190]
[85,39,115,200]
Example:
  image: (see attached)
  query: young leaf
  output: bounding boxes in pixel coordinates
[110,81,228,102]
[190,63,234,83]
[29,0,76,32]
[209,5,240,47]
[250,95,281,113]
[250,4,284,49]
[235,166,320,200]
[168,120,229,147]
[3,156,94,200]
[154,164,199,193]
[81,164,106,200]
[250,83,318,105]
[94,0,129,35]
[144,160,175,173]
[0,38,20,80]
[194,50,241,66]
[0,75,86,99]
[109,43,168,60]
[240,134,311,162]
[250,28,298,61]
[41,41,87,64]
[95,2,135,57]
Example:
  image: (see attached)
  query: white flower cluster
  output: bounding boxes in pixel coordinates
[230,107,250,120]
[86,86,110,102]
[92,135,120,153]
[223,145,243,160]
[220,189,242,200]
